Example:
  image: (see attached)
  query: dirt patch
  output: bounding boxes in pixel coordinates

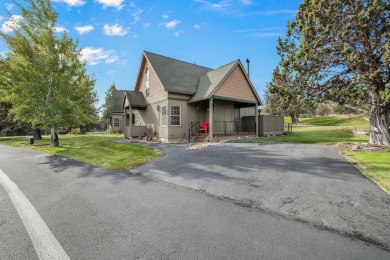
[336,142,388,152]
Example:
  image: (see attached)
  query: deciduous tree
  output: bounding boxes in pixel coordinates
[0,0,96,146]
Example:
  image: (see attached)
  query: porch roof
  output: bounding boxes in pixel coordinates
[122,91,147,109]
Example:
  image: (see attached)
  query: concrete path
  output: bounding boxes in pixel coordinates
[134,141,390,249]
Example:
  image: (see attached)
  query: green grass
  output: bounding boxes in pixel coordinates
[253,126,369,145]
[0,134,162,170]
[345,150,390,193]
[284,115,369,127]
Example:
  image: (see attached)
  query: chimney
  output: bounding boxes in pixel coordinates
[246,58,250,78]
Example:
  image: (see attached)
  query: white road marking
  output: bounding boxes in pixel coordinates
[0,168,70,260]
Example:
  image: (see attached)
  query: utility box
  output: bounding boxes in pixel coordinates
[258,115,284,136]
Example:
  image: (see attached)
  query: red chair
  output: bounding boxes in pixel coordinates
[199,122,208,133]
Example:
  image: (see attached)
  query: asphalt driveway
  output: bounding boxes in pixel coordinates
[134,141,390,249]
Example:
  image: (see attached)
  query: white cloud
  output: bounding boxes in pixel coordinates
[107,70,117,74]
[194,24,201,30]
[55,26,68,33]
[116,4,125,11]
[262,10,297,15]
[5,3,13,11]
[162,13,169,19]
[130,9,143,25]
[161,19,181,29]
[52,0,86,7]
[253,32,283,38]
[80,47,119,65]
[1,15,23,33]
[194,0,232,10]
[96,0,125,8]
[143,23,151,28]
[103,24,129,36]
[174,32,180,37]
[75,25,94,35]
[240,0,251,5]
[129,2,135,7]
[0,16,4,21]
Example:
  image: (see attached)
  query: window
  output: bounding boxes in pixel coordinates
[170,106,181,126]
[145,68,150,96]
[134,113,140,126]
[161,106,167,126]
[113,118,120,127]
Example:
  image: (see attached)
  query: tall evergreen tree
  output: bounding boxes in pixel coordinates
[266,23,316,124]
[0,0,96,146]
[293,0,390,145]
[102,82,116,129]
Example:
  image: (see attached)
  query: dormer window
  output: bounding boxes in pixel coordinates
[145,68,150,96]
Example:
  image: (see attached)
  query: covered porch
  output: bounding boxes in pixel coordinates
[122,91,148,140]
[188,97,259,142]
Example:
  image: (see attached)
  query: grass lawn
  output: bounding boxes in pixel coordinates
[345,150,390,193]
[254,126,369,145]
[254,115,389,193]
[284,115,369,127]
[0,134,162,170]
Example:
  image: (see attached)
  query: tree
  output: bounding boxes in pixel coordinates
[266,24,316,124]
[293,0,390,145]
[0,0,96,146]
[101,82,116,130]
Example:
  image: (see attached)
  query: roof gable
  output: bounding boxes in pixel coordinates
[143,51,211,94]
[189,60,238,103]
[108,90,127,115]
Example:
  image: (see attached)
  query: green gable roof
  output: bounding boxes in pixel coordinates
[108,90,126,116]
[144,51,212,94]
[123,91,147,108]
[188,60,239,103]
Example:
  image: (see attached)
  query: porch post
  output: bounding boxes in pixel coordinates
[255,103,259,137]
[123,108,127,138]
[128,106,133,141]
[209,98,214,142]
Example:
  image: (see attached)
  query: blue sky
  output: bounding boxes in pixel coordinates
[0,0,301,108]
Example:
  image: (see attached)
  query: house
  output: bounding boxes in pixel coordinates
[116,51,262,142]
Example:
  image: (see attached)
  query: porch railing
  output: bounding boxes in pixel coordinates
[188,121,200,142]
[214,121,256,134]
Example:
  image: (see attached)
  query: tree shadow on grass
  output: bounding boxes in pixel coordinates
[38,154,151,185]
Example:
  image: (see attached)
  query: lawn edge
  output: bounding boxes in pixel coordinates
[339,151,389,195]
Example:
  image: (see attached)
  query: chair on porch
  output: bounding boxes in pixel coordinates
[199,122,208,133]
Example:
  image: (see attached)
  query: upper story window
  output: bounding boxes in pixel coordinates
[145,68,150,96]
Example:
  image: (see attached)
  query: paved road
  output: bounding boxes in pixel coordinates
[135,141,390,249]
[0,144,389,259]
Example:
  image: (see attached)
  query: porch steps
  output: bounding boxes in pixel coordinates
[193,133,208,143]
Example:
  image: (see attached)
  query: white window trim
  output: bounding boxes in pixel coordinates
[161,105,167,126]
[170,105,181,126]
[113,117,120,128]
[145,68,150,96]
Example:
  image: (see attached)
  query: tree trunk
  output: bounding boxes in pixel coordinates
[290,112,299,125]
[368,90,390,146]
[50,127,59,147]
[33,128,42,140]
[79,125,86,134]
